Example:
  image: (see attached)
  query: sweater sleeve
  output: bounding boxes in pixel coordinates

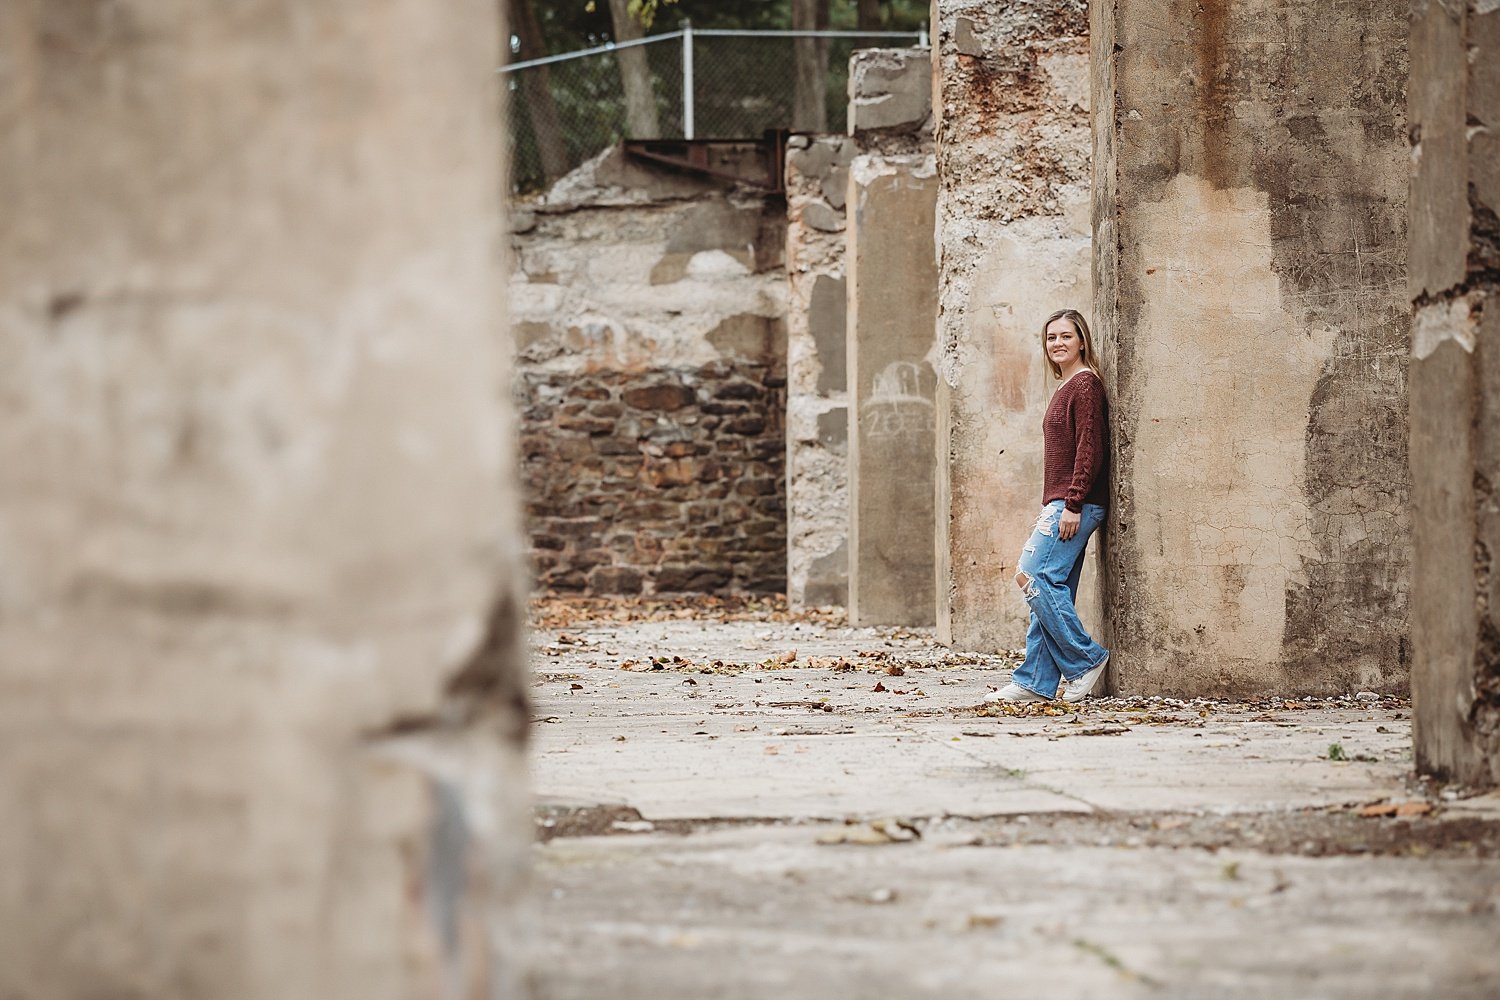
[1064,375,1106,512]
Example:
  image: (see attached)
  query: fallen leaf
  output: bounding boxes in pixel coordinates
[873,682,887,693]
[886,665,905,676]
[1395,801,1433,817]
[778,649,798,664]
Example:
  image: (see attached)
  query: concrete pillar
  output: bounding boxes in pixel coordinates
[1409,0,1500,788]
[1091,0,1411,696]
[0,2,530,997]
[844,47,938,627]
[932,1,1095,652]
[786,135,856,607]
[846,154,940,626]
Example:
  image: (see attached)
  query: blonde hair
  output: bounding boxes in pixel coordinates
[1041,308,1100,380]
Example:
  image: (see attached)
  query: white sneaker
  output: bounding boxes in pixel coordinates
[1061,657,1108,703]
[985,682,1050,703]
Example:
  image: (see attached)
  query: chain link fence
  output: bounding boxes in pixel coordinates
[503,28,925,194]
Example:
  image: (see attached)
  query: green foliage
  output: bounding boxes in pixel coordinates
[1327,743,1347,761]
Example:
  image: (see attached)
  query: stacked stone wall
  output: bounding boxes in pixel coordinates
[519,362,785,595]
[512,147,788,596]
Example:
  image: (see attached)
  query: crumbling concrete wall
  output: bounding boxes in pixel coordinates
[1093,0,1411,696]
[932,1,1094,652]
[785,48,933,611]
[513,148,788,595]
[1409,0,1500,788]
[0,2,530,997]
[845,47,939,627]
[785,135,856,607]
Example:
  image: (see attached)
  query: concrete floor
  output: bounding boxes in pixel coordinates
[519,603,1500,999]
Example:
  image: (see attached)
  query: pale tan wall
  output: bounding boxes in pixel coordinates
[0,2,529,996]
[932,1,1095,653]
[846,154,939,627]
[1409,0,1500,788]
[1094,0,1411,697]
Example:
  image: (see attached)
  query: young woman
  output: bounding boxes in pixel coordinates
[989,308,1110,703]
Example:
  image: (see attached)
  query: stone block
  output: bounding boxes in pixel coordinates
[623,384,696,411]
[848,47,933,135]
[589,566,644,594]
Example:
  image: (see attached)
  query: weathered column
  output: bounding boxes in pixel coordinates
[846,48,939,627]
[0,2,529,997]
[847,153,939,626]
[932,1,1095,652]
[1093,1,1411,696]
[1409,0,1500,787]
[786,135,855,607]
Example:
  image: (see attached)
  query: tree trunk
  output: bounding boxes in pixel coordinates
[607,0,661,139]
[508,0,570,181]
[792,0,830,132]
[856,0,882,32]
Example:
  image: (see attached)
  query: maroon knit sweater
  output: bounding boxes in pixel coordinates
[1042,369,1109,512]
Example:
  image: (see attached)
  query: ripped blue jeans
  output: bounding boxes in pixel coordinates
[1010,500,1109,698]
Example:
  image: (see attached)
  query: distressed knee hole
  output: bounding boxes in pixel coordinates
[1014,572,1037,600]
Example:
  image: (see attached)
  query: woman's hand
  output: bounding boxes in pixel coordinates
[1058,507,1081,541]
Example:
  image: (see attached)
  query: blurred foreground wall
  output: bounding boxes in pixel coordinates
[0,2,531,996]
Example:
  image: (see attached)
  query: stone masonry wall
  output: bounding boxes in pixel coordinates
[932,1,1095,653]
[519,363,785,594]
[785,135,856,607]
[513,148,788,595]
[1093,0,1411,696]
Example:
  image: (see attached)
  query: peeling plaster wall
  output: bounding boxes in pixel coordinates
[513,148,789,595]
[932,1,1095,653]
[1093,0,1411,696]
[0,2,530,996]
[785,135,856,607]
[1409,0,1500,788]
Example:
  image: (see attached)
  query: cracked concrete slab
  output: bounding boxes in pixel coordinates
[521,605,1499,998]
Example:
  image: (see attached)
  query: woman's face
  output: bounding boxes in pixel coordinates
[1045,318,1083,369]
